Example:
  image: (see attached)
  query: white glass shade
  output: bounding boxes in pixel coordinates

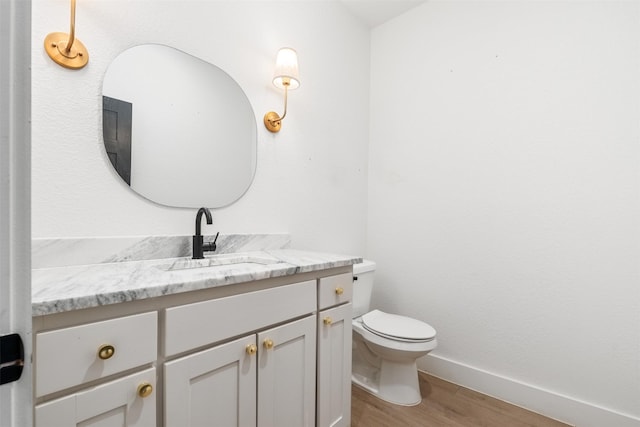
[272,47,300,90]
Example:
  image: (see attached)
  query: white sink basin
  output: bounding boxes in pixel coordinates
[159,253,283,272]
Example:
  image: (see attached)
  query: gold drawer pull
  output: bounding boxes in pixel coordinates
[263,339,274,350]
[335,287,344,295]
[246,344,257,355]
[323,317,333,326]
[97,344,115,360]
[137,382,153,398]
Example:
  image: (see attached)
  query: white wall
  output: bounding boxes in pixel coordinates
[368,1,640,425]
[31,0,370,256]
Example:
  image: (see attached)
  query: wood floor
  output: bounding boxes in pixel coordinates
[351,372,572,427]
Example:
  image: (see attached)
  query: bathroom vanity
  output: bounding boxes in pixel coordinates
[31,239,359,427]
[29,38,357,426]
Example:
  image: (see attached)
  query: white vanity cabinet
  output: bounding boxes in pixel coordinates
[33,265,354,427]
[316,273,353,427]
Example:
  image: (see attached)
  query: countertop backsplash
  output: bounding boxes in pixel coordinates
[32,233,292,269]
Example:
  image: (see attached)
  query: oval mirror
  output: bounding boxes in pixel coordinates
[102,44,257,208]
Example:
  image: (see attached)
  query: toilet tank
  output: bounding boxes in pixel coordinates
[352,260,376,318]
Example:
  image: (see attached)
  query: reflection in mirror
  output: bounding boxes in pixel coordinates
[102,44,257,208]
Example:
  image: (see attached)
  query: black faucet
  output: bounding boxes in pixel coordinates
[192,207,219,259]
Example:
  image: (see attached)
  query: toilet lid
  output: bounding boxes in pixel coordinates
[362,310,436,342]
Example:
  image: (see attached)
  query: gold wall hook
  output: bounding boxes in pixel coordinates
[44,0,89,70]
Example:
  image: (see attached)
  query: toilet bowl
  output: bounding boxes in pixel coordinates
[351,261,437,406]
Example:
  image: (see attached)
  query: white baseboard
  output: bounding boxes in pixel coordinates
[418,354,640,427]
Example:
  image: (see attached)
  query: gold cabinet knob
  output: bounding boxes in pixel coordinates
[335,287,344,295]
[246,344,257,355]
[97,344,115,360]
[323,317,333,326]
[263,339,274,350]
[137,382,153,398]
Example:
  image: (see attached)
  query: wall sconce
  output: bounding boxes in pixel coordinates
[44,0,89,70]
[264,48,300,133]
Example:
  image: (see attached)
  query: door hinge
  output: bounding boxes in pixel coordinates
[0,333,24,385]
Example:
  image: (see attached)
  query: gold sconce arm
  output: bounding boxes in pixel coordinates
[44,0,89,70]
[264,82,289,133]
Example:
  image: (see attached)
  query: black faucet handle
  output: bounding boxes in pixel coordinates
[202,232,219,253]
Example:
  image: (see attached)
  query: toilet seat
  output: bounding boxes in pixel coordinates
[362,310,436,343]
[352,318,438,354]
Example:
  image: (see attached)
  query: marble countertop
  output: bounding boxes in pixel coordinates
[32,249,361,316]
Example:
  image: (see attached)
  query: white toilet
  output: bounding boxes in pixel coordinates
[351,260,437,406]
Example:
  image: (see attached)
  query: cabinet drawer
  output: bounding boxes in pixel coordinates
[35,367,156,427]
[165,280,316,356]
[35,312,157,397]
[318,273,353,310]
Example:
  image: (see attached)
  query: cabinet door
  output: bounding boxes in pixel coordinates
[317,303,352,427]
[164,334,257,427]
[257,315,316,427]
[34,368,156,427]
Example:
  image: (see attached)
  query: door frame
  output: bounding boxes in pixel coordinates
[0,0,33,426]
